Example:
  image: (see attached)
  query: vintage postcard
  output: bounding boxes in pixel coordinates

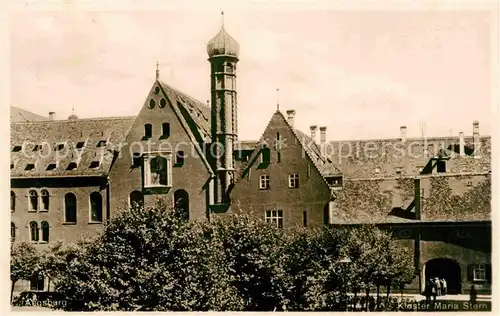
[6,0,498,313]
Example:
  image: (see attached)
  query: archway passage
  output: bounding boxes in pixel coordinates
[425,258,462,294]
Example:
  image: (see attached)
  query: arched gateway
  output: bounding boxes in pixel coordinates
[424,258,462,294]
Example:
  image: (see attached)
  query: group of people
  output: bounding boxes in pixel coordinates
[424,277,447,304]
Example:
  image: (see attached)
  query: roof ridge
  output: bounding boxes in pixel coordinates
[11,115,135,124]
[158,80,210,111]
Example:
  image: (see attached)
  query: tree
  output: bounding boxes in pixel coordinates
[284,227,347,311]
[11,242,41,302]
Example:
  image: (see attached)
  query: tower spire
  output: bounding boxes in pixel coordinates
[156,61,160,80]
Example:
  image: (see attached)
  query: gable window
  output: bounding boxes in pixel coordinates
[11,222,15,242]
[175,151,185,166]
[29,190,38,211]
[265,210,283,228]
[259,174,270,190]
[64,193,77,223]
[277,152,281,163]
[130,190,144,209]
[30,221,39,242]
[162,123,170,138]
[41,221,49,243]
[144,124,152,139]
[132,152,142,168]
[90,192,103,222]
[144,154,172,187]
[261,147,271,164]
[436,160,446,173]
[473,264,486,281]
[289,173,299,188]
[11,191,15,212]
[41,190,49,211]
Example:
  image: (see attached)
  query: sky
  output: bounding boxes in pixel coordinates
[9,3,496,141]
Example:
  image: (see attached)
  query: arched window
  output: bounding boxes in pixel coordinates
[41,221,49,242]
[41,190,50,211]
[11,222,15,242]
[64,193,77,223]
[90,192,103,222]
[29,190,38,211]
[174,189,189,221]
[144,124,152,139]
[162,123,170,138]
[129,190,144,209]
[10,191,15,212]
[30,221,39,241]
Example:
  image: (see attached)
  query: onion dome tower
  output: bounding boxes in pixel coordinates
[207,12,239,204]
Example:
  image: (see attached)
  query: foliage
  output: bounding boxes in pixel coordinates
[10,242,42,301]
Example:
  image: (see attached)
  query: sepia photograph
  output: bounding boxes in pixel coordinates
[7,0,497,312]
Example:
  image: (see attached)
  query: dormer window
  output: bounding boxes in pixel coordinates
[89,161,100,169]
[32,144,41,151]
[396,167,403,175]
[67,162,78,170]
[56,143,65,151]
[97,140,106,147]
[436,160,446,173]
[326,176,343,187]
[25,163,35,171]
[76,141,85,149]
[374,167,381,174]
[12,145,22,152]
[46,163,57,171]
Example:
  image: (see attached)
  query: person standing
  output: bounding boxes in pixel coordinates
[441,278,447,296]
[434,277,441,296]
[470,285,477,305]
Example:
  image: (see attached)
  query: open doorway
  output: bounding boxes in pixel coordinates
[424,258,462,294]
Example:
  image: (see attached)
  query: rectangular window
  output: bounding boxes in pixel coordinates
[396,167,402,175]
[473,264,486,281]
[97,140,107,147]
[144,153,172,188]
[259,174,270,190]
[12,145,22,152]
[374,167,381,174]
[56,143,65,151]
[265,210,283,228]
[76,141,85,149]
[326,176,343,187]
[303,210,308,227]
[261,147,271,164]
[436,160,446,173]
[289,173,299,188]
[277,152,281,163]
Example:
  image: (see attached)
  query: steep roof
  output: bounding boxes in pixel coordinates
[327,136,491,179]
[11,116,134,178]
[10,106,47,123]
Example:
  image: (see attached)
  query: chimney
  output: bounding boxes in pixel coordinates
[473,121,480,158]
[286,110,296,127]
[319,126,327,158]
[310,125,318,144]
[459,132,465,156]
[414,177,421,220]
[400,126,407,143]
[49,111,55,121]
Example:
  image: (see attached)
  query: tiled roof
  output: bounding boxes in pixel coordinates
[11,116,134,178]
[10,106,47,123]
[158,81,212,145]
[327,136,491,179]
[157,81,214,175]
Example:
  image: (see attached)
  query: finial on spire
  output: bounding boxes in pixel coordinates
[156,61,160,80]
[276,88,280,111]
[221,10,224,27]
